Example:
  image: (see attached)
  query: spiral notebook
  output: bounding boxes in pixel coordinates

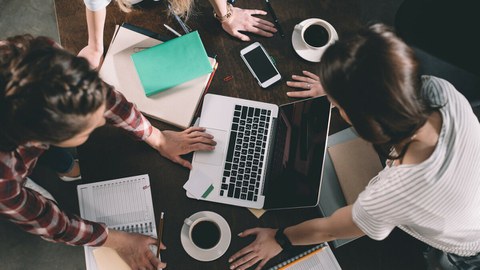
[268,243,341,270]
[77,174,158,270]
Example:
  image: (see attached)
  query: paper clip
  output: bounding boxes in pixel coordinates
[223,75,234,82]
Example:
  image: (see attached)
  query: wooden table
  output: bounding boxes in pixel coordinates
[57,0,427,269]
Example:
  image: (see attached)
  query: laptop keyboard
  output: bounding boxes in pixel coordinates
[220,105,271,202]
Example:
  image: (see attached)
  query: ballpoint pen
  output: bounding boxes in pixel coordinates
[265,0,285,38]
[156,212,164,259]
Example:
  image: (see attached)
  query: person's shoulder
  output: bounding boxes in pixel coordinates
[421,75,451,98]
[357,170,403,201]
[421,75,470,107]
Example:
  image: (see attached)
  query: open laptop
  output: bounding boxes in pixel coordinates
[187,94,332,210]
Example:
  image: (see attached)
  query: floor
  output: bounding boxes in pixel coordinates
[0,0,412,269]
[0,0,60,43]
[0,2,85,269]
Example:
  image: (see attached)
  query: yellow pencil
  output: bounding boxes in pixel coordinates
[156,212,164,259]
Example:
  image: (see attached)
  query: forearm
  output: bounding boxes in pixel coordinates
[285,205,365,246]
[0,178,107,246]
[85,7,106,53]
[101,229,121,249]
[144,127,165,149]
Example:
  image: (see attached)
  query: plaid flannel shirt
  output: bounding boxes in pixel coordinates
[0,87,152,246]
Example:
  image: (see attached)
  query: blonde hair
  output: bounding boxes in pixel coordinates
[116,0,194,19]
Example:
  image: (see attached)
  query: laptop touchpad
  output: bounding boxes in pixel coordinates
[194,128,227,166]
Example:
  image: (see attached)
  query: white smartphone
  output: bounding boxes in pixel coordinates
[240,42,282,88]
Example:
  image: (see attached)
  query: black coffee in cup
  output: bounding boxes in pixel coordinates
[191,220,221,249]
[303,24,329,48]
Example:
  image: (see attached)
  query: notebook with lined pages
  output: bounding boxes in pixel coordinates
[77,174,158,270]
[267,242,341,270]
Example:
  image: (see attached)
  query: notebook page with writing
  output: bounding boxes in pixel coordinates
[77,174,158,270]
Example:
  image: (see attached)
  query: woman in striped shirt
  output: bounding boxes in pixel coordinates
[229,24,480,270]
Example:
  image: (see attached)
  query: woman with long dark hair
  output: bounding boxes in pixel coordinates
[229,24,480,270]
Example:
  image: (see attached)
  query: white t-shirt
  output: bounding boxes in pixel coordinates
[83,0,143,11]
[84,0,112,11]
[352,76,480,256]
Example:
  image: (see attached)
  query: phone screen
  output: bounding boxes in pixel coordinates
[243,46,279,83]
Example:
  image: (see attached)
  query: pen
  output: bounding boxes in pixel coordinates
[156,212,164,259]
[168,4,191,34]
[265,0,285,38]
[163,24,181,37]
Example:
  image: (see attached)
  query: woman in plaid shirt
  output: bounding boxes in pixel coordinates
[0,35,215,269]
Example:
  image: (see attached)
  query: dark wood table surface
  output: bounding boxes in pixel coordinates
[53,0,427,269]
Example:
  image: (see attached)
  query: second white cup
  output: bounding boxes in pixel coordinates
[184,217,221,250]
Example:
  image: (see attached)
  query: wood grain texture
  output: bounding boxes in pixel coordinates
[54,0,426,269]
[55,0,365,106]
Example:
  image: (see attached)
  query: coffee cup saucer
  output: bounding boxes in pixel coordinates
[292,18,338,62]
[180,211,231,262]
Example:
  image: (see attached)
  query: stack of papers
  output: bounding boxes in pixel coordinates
[99,24,217,129]
[77,174,158,270]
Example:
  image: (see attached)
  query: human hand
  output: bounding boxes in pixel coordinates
[221,7,276,41]
[286,70,326,98]
[147,127,216,169]
[103,230,167,270]
[229,228,282,270]
[77,44,104,69]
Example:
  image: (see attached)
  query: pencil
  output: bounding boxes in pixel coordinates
[156,212,164,258]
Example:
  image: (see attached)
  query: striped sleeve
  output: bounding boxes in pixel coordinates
[0,176,108,246]
[352,194,396,240]
[104,87,153,141]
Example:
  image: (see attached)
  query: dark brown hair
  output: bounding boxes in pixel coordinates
[319,24,436,159]
[0,35,109,151]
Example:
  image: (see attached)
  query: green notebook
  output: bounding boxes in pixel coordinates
[131,31,213,96]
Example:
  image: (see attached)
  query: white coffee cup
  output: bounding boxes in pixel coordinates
[184,217,221,250]
[294,19,338,51]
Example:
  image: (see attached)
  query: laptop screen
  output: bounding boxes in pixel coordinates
[263,96,331,209]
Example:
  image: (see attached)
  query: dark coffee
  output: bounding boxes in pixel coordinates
[191,220,221,249]
[303,24,329,48]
